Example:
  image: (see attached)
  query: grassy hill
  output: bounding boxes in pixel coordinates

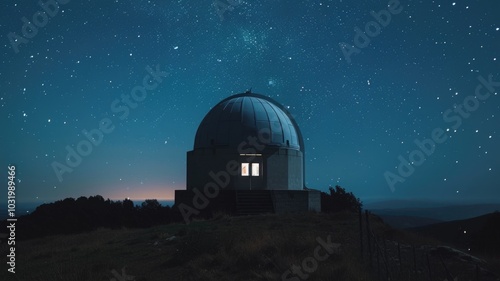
[1,212,499,281]
[412,212,500,255]
[1,212,369,281]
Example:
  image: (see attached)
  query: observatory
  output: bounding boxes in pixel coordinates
[175,92,320,217]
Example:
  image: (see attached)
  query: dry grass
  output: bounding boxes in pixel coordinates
[0,212,371,281]
[1,212,497,281]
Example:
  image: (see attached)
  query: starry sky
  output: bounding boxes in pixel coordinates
[1,0,499,205]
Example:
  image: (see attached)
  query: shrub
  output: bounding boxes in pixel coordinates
[321,185,362,213]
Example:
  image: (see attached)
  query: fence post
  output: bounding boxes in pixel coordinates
[383,239,390,280]
[359,206,363,259]
[412,245,417,274]
[365,210,372,268]
[376,237,381,281]
[476,263,480,281]
[426,252,432,280]
[397,242,402,275]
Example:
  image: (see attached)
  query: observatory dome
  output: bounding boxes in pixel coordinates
[194,93,303,151]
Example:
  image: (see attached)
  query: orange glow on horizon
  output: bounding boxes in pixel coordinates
[105,184,183,202]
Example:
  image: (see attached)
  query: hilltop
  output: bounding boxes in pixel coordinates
[1,211,499,281]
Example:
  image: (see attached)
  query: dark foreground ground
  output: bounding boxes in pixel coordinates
[1,212,499,281]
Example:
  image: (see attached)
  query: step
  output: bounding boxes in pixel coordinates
[235,191,274,215]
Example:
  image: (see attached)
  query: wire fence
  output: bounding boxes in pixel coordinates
[359,208,491,281]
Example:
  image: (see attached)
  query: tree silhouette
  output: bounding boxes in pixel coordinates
[141,199,161,210]
[321,185,362,213]
[0,195,174,240]
[123,198,134,211]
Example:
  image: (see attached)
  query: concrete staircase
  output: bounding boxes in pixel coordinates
[235,190,274,216]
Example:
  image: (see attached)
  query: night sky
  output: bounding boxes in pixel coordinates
[1,0,499,205]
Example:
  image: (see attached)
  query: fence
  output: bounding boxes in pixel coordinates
[359,208,488,281]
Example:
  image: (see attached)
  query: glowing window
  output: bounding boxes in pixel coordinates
[252,163,260,176]
[241,163,249,176]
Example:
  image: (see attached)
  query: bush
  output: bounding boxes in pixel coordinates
[321,185,362,213]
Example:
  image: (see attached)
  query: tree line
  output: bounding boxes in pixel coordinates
[1,186,363,240]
